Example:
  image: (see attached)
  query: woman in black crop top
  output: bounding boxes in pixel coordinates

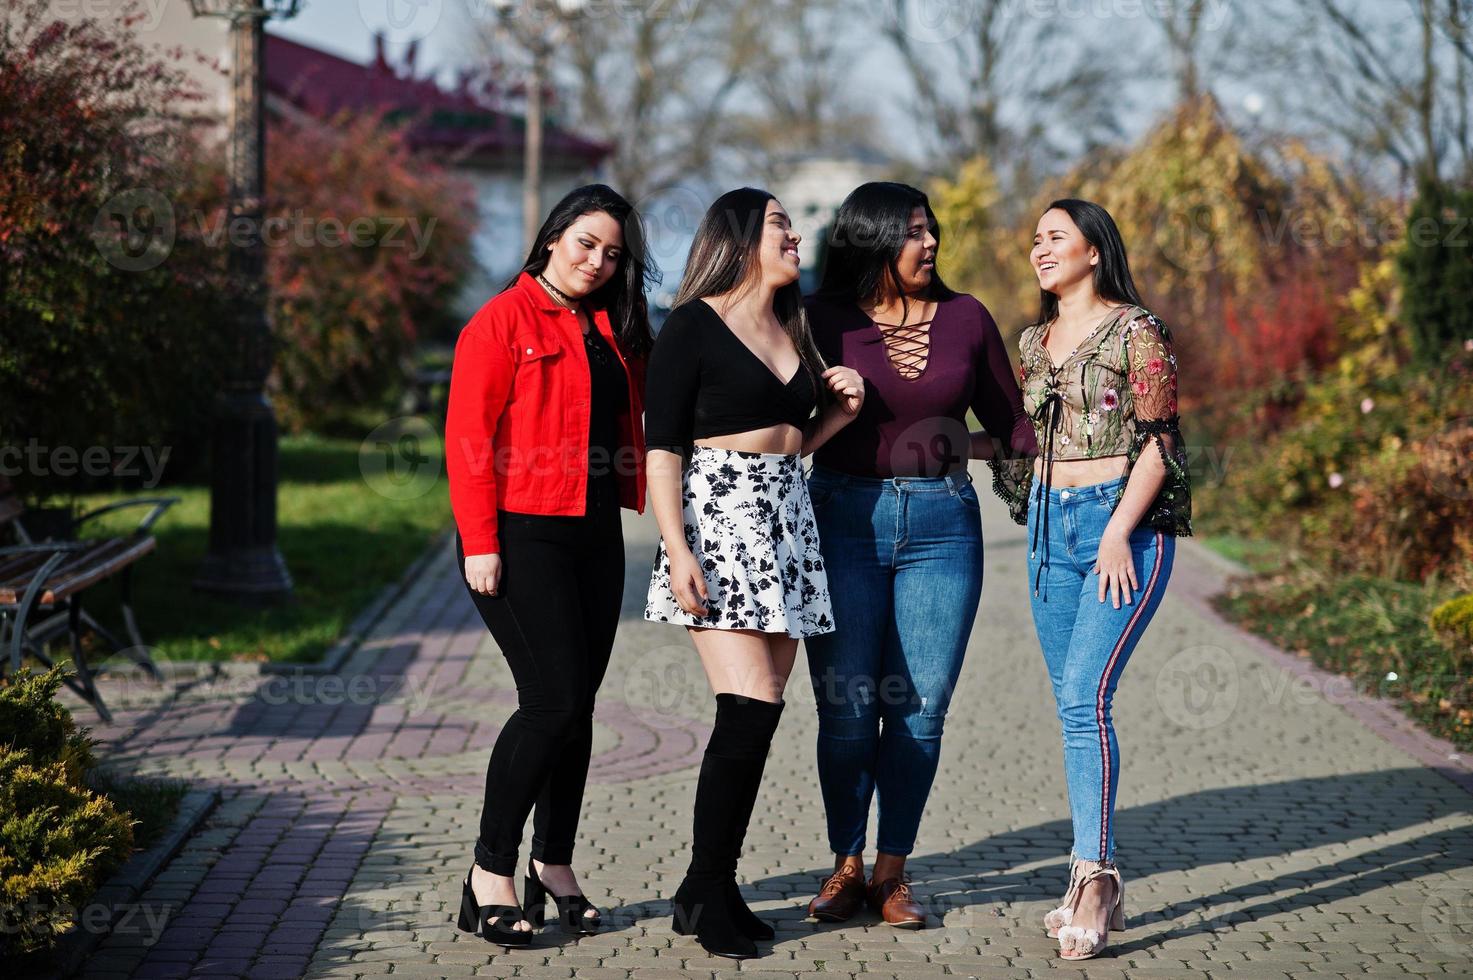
[643,188,863,959]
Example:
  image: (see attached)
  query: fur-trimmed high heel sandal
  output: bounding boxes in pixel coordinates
[1056,863,1124,961]
[1044,857,1081,938]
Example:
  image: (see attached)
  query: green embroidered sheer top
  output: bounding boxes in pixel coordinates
[989,304,1193,537]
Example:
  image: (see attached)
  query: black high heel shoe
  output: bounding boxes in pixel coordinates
[524,859,602,934]
[456,864,533,948]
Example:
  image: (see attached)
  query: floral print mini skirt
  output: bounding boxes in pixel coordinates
[645,447,835,638]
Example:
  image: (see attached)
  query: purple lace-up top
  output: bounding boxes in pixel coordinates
[805,292,1037,480]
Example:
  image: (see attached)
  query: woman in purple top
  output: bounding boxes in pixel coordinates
[802,182,1036,927]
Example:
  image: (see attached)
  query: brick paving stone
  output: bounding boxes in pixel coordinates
[67,484,1473,980]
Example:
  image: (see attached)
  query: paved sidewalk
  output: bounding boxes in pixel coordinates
[68,466,1472,979]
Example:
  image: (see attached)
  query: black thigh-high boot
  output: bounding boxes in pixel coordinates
[722,697,785,940]
[671,694,785,958]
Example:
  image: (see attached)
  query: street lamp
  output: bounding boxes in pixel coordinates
[188,0,300,599]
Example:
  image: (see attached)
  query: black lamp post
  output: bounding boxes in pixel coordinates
[189,0,300,599]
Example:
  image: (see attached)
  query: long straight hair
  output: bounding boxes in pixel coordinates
[1035,199,1144,326]
[675,187,828,403]
[817,181,955,322]
[507,183,657,356]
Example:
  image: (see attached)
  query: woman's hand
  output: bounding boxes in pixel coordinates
[822,366,864,416]
[667,546,711,618]
[464,553,502,596]
[1093,529,1138,609]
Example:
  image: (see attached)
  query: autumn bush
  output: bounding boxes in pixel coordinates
[0,1,232,498]
[187,110,476,432]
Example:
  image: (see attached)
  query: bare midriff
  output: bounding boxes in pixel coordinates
[1034,453,1129,488]
[694,423,804,456]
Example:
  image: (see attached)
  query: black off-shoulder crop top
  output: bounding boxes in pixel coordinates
[643,299,818,454]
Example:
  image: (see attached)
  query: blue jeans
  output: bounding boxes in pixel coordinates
[803,465,983,857]
[1026,475,1175,862]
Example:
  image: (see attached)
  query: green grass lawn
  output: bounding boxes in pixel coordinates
[1199,533,1285,574]
[66,432,451,664]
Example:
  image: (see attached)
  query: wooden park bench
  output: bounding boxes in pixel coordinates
[0,479,178,722]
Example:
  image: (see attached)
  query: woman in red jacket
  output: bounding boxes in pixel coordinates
[446,184,655,946]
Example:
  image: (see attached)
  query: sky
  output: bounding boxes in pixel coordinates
[267,0,1403,289]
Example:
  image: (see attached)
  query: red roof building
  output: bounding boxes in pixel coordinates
[263,33,611,169]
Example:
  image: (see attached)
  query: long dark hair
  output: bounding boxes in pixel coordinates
[1035,198,1144,326]
[506,183,657,356]
[674,187,828,403]
[817,181,955,321]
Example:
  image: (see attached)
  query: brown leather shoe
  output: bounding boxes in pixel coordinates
[867,876,926,928]
[807,865,866,922]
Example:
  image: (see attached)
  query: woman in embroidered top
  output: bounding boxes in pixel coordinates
[802,182,1037,929]
[643,188,865,959]
[1003,199,1192,961]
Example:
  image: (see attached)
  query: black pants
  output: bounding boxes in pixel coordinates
[458,478,624,877]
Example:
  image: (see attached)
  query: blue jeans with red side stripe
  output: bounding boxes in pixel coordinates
[1026,474,1175,863]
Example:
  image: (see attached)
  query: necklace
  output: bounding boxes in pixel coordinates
[536,273,577,310]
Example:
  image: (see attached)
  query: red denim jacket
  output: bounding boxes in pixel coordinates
[445,273,647,555]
